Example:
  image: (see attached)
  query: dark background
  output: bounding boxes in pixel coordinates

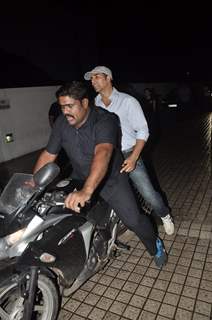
[0,2,211,87]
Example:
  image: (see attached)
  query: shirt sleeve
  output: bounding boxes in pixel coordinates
[46,116,63,154]
[127,96,149,141]
[95,113,120,147]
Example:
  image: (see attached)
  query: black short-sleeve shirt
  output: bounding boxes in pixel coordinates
[46,106,123,199]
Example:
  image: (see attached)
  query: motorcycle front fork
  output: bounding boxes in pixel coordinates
[19,266,38,320]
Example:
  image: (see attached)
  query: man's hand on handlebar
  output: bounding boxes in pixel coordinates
[65,190,91,213]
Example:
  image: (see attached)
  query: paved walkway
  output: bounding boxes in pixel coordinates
[58,112,212,320]
[0,112,211,319]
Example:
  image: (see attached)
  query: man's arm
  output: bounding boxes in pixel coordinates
[65,143,113,212]
[120,139,145,173]
[33,150,58,174]
[49,115,55,128]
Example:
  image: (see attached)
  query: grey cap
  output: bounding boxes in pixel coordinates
[84,66,113,80]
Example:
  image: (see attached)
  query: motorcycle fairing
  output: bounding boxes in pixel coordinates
[17,215,89,286]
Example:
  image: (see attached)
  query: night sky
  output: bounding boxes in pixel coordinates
[0,2,211,87]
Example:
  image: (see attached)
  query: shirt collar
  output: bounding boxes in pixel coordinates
[96,87,119,105]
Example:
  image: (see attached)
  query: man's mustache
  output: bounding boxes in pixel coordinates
[65,114,75,119]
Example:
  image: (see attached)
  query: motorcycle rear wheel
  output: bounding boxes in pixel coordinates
[0,274,59,320]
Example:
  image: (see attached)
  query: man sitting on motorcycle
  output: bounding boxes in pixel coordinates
[33,81,167,268]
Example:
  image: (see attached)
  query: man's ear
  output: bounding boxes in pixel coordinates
[82,98,89,109]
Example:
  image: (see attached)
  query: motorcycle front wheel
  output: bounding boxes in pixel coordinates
[0,274,59,320]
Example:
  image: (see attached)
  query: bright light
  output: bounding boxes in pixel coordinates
[168,104,178,108]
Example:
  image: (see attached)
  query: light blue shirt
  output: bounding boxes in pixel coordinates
[95,88,149,151]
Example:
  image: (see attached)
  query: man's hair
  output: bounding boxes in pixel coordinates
[56,81,89,101]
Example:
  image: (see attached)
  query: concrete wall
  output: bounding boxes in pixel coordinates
[0,86,58,163]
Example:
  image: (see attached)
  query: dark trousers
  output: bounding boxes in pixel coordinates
[101,174,157,256]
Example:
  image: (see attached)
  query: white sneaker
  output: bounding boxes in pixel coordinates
[161,214,174,235]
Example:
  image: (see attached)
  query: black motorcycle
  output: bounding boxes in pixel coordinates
[0,163,129,320]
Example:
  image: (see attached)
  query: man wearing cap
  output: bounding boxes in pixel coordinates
[84,66,174,236]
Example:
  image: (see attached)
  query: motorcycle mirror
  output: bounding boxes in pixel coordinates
[33,162,60,188]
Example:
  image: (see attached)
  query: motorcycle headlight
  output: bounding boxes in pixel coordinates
[5,228,26,246]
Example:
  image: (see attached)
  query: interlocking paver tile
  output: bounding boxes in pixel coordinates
[175,265,189,276]
[192,313,211,320]
[127,255,141,264]
[197,289,212,303]
[92,284,107,296]
[163,292,180,306]
[177,257,192,267]
[175,308,193,320]
[116,291,132,304]
[200,279,212,291]
[98,275,114,286]
[84,292,100,306]
[69,315,85,320]
[128,272,143,283]
[72,289,89,302]
[185,276,201,288]
[181,251,194,259]
[140,276,155,287]
[145,268,160,279]
[161,262,175,272]
[122,281,138,293]
[123,305,141,320]
[64,299,81,312]
[158,303,176,319]
[188,267,203,278]
[103,287,120,299]
[122,262,136,272]
[196,245,208,253]
[58,309,72,320]
[97,296,113,310]
[195,300,212,317]
[156,316,170,320]
[103,311,121,320]
[182,285,198,298]
[81,280,95,292]
[133,265,147,275]
[153,279,169,291]
[139,310,156,320]
[138,257,152,267]
[105,267,119,277]
[167,282,183,294]
[204,262,212,271]
[167,255,179,264]
[109,301,126,315]
[135,285,151,298]
[110,278,125,290]
[88,307,106,320]
[143,299,161,313]
[191,259,205,269]
[61,297,69,307]
[129,295,146,308]
[132,248,145,257]
[149,288,165,302]
[202,270,212,281]
[178,296,196,311]
[116,270,131,280]
[75,303,93,317]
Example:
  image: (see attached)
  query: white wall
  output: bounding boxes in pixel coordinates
[0,86,58,163]
[0,82,178,164]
